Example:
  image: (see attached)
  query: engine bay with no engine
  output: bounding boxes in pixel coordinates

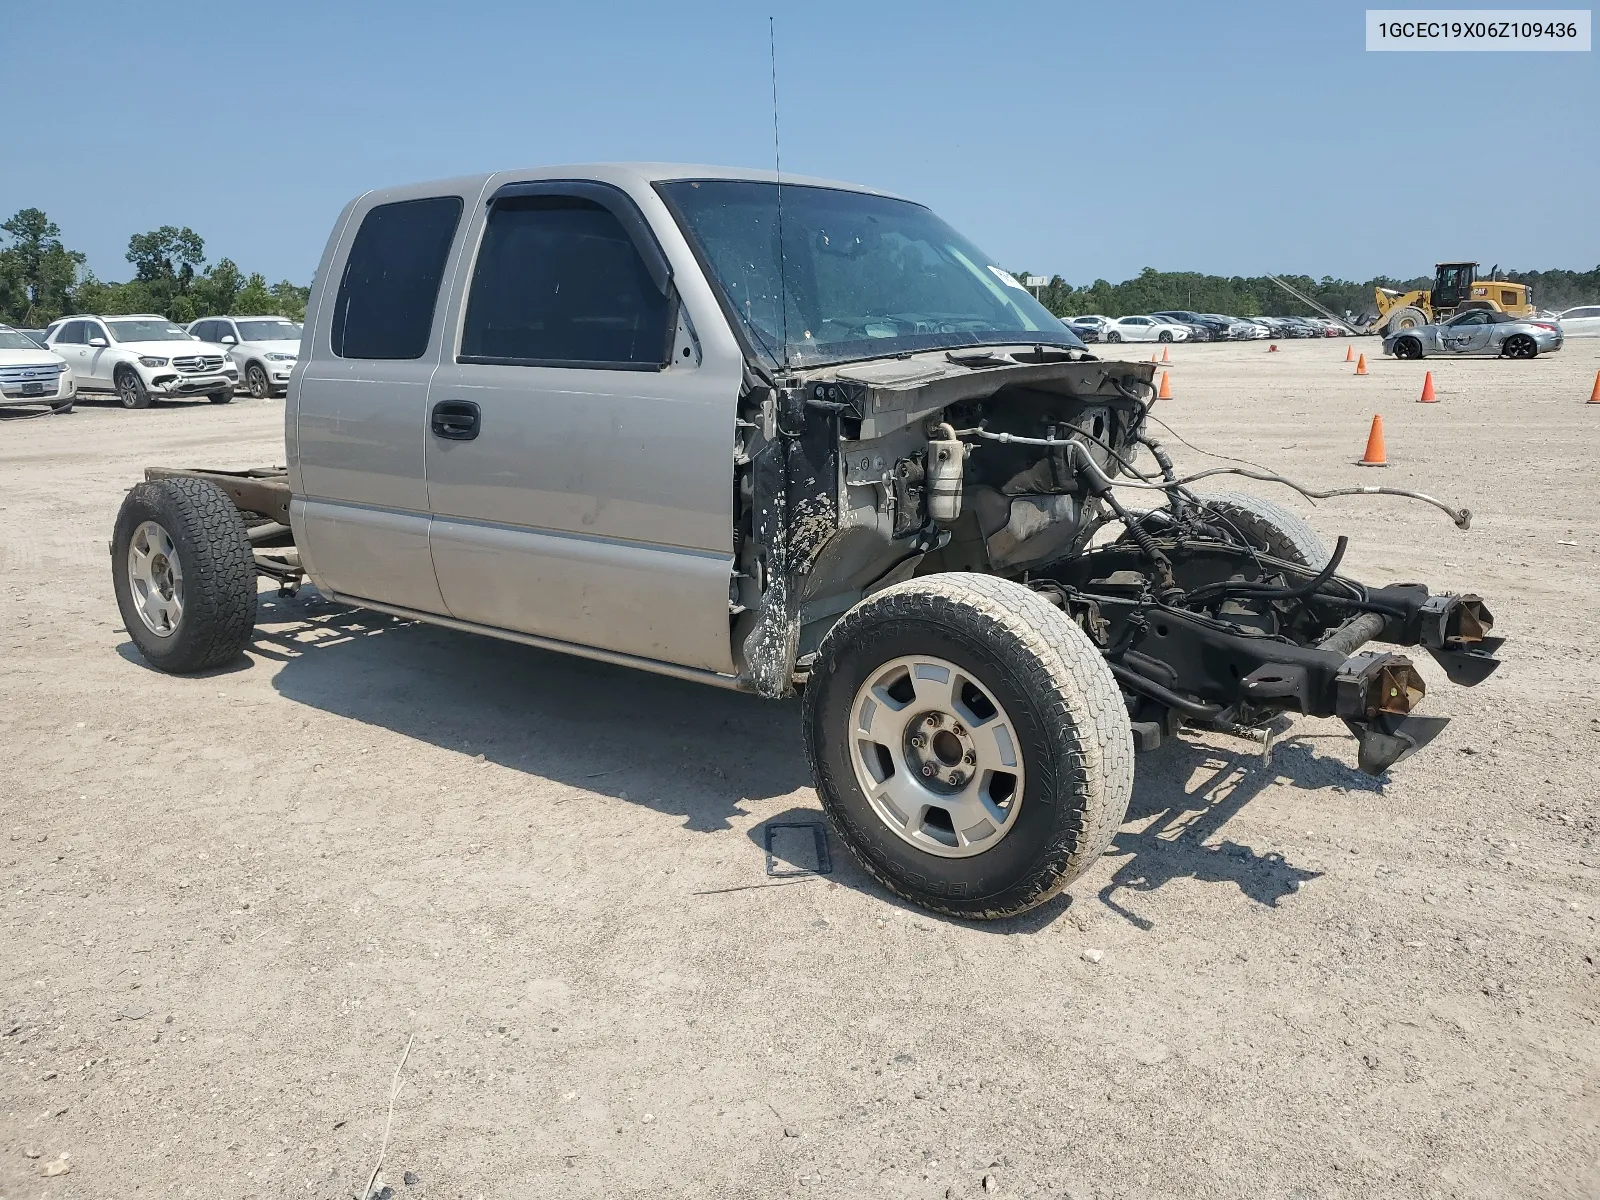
[731,344,1502,775]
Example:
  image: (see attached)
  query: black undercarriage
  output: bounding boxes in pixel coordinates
[1035,528,1502,774]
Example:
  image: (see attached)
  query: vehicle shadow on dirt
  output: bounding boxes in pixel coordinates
[254,592,811,833]
[251,590,1368,930]
[1095,733,1379,930]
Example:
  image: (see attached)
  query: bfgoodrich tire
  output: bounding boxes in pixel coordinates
[111,477,256,673]
[803,575,1134,919]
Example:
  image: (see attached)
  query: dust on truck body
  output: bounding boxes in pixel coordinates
[112,164,1503,920]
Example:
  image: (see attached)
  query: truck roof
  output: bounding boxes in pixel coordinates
[360,162,907,203]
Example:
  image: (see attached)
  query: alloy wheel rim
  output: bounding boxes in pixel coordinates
[127,520,184,637]
[249,366,268,397]
[120,375,139,407]
[847,655,1025,858]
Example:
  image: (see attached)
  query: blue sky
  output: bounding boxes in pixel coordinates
[3,0,1594,287]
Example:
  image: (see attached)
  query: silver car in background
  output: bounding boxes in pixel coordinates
[1383,309,1564,359]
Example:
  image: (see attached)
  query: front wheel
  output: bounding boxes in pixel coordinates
[111,477,256,673]
[116,366,152,409]
[1393,336,1424,360]
[208,388,234,405]
[1502,334,1537,359]
[245,363,271,399]
[803,575,1134,920]
[1106,331,1122,343]
[1158,330,1173,342]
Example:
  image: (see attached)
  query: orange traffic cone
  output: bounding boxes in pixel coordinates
[1151,352,1158,363]
[1419,371,1437,403]
[1157,371,1172,400]
[1345,345,1355,362]
[1590,370,1600,403]
[1161,345,1171,363]
[1267,343,1278,352]
[1355,353,1369,376]
[1357,414,1387,466]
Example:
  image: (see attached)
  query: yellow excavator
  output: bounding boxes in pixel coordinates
[1375,262,1535,334]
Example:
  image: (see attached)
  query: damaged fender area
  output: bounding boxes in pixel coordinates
[732,349,1156,696]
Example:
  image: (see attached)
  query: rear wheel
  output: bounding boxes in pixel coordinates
[115,365,152,409]
[803,575,1134,920]
[1502,334,1537,359]
[111,477,256,673]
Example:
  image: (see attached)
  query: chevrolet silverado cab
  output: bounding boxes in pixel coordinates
[109,164,1503,919]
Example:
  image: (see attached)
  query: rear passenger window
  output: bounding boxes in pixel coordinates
[460,196,671,368]
[332,196,463,360]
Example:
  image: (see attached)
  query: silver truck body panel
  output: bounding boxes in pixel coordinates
[290,174,491,613]
[420,165,748,672]
[289,164,789,673]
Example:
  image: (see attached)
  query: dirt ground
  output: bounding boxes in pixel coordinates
[2,337,1598,1200]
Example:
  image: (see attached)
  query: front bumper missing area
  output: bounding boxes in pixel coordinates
[149,373,237,396]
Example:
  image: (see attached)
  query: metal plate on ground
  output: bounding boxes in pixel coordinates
[763,822,833,878]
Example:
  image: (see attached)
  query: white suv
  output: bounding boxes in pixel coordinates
[0,324,76,412]
[188,315,301,398]
[43,315,238,409]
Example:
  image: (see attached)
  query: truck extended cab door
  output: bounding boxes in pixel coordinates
[422,179,741,674]
[289,186,478,614]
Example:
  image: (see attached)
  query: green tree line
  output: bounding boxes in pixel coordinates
[0,208,310,328]
[1016,264,1600,320]
[6,204,1594,329]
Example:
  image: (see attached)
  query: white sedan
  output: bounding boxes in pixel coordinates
[1557,305,1600,338]
[1101,315,1189,343]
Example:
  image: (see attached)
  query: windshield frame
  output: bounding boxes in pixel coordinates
[654,179,1084,370]
[105,319,195,343]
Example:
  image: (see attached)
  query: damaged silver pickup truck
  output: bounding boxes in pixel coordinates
[111,164,1503,919]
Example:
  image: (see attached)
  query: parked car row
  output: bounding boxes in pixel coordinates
[0,314,302,413]
[1064,311,1349,344]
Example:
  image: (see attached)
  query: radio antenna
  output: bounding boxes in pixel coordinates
[770,16,790,370]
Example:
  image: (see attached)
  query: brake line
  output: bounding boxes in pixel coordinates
[952,429,1472,529]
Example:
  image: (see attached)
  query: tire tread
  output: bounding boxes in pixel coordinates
[804,574,1134,919]
[112,477,256,673]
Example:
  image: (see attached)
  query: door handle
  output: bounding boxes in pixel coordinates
[430,399,481,441]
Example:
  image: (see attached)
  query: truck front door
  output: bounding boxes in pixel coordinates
[422,180,740,674]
